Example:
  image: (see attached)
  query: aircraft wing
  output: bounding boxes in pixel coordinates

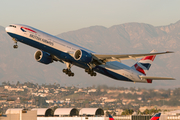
[139,76,175,80]
[92,51,173,63]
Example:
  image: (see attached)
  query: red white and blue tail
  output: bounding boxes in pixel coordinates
[132,50,157,75]
[150,113,161,120]
[108,114,114,120]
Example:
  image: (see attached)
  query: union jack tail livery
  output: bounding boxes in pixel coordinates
[131,50,157,83]
[150,113,161,120]
[132,49,157,75]
[108,114,114,120]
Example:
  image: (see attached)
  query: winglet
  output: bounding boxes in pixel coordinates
[166,51,174,53]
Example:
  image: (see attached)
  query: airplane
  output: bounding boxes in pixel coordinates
[150,113,161,120]
[5,24,175,83]
[108,112,161,120]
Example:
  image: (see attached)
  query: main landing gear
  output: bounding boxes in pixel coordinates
[62,69,74,77]
[85,68,97,76]
[62,62,97,77]
[62,62,74,77]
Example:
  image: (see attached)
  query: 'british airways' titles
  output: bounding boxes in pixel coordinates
[29,34,54,46]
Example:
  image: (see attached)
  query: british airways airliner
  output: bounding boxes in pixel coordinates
[5,24,175,83]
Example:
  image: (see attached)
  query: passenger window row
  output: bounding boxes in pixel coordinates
[9,25,16,28]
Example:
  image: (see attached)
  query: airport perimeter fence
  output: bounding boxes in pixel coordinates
[132,115,152,120]
[167,116,180,120]
[113,115,152,120]
[114,115,180,120]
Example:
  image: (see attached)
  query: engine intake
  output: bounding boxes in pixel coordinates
[74,49,92,63]
[34,50,53,64]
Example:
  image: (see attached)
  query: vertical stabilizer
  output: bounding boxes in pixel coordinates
[150,113,161,120]
[132,50,157,75]
[108,115,114,120]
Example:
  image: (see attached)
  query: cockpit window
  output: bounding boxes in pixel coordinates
[9,25,16,28]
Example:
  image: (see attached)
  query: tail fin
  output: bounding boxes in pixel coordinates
[108,115,114,120]
[132,50,157,75]
[150,113,161,120]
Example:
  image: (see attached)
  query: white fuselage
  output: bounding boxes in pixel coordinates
[5,24,147,83]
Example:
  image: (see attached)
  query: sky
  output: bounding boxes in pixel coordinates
[1,0,180,35]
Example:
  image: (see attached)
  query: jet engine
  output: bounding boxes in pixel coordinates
[34,50,53,64]
[73,49,92,63]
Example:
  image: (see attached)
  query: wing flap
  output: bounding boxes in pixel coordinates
[139,76,175,80]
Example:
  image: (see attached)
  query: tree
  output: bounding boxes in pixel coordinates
[2,81,7,85]
[16,81,20,86]
[121,109,134,115]
[143,109,149,114]
[35,96,48,107]
[106,111,110,116]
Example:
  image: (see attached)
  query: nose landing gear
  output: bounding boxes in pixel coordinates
[13,44,18,49]
[12,38,18,49]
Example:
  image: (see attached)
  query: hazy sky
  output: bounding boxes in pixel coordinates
[1,0,180,35]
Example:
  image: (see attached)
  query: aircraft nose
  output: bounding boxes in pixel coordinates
[5,27,10,33]
[5,26,14,37]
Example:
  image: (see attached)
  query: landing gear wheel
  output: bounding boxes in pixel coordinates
[66,69,69,74]
[63,69,69,74]
[71,73,74,76]
[93,72,97,76]
[68,72,71,76]
[85,68,97,76]
[68,72,74,77]
[90,72,94,76]
[62,68,74,77]
[13,45,18,49]
[62,69,66,73]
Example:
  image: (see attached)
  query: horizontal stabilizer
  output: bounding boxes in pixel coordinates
[139,76,175,80]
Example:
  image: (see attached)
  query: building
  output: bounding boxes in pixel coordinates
[1,108,105,120]
[54,108,79,116]
[4,108,180,120]
[79,108,104,116]
[32,108,53,117]
[1,108,37,120]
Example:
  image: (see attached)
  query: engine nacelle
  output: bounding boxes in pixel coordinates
[34,50,53,64]
[73,49,92,63]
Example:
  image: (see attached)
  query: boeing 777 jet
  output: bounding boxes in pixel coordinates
[5,24,175,83]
